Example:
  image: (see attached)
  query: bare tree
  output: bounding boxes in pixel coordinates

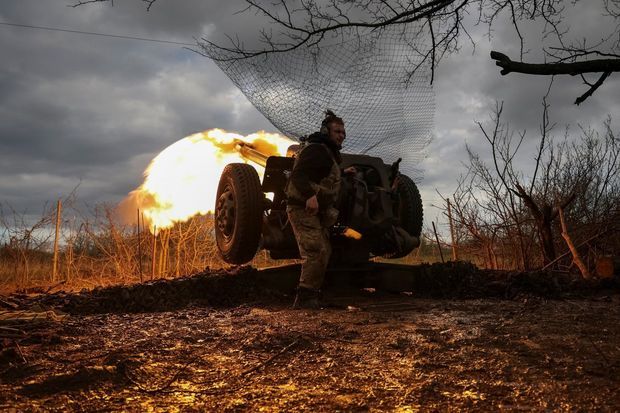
[74,0,619,103]
[70,0,157,11]
[445,100,619,271]
[441,174,506,268]
[0,203,55,287]
[475,100,588,264]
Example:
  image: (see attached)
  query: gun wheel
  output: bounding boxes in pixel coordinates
[395,174,423,239]
[215,163,263,264]
[384,173,423,259]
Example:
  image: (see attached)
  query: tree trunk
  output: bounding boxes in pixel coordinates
[558,208,591,279]
[538,221,556,265]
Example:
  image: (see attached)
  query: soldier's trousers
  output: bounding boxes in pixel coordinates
[287,206,331,290]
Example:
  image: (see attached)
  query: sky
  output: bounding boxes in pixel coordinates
[1,0,618,229]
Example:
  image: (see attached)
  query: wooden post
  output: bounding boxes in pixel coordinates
[159,228,169,278]
[137,209,143,283]
[151,225,157,280]
[447,198,458,261]
[432,221,445,263]
[52,199,62,282]
[165,228,170,275]
[176,224,182,277]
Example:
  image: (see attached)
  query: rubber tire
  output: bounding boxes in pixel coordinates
[214,163,263,264]
[382,173,423,259]
[395,174,423,238]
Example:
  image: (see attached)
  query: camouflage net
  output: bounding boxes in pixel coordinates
[201,24,435,180]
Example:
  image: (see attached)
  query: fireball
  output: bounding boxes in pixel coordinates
[120,129,295,232]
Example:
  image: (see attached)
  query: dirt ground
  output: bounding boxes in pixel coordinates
[1,264,619,412]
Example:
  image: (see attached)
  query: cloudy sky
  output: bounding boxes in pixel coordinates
[1,0,618,227]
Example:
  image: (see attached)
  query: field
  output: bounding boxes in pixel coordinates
[1,264,619,411]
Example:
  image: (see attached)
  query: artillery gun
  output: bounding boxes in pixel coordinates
[214,140,423,265]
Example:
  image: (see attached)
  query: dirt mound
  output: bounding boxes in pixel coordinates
[29,266,282,315]
[407,261,613,299]
[10,262,618,315]
[358,261,617,299]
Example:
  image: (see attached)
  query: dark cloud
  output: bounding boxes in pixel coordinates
[0,0,276,216]
[0,0,616,226]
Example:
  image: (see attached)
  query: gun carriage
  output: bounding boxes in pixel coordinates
[214,140,423,265]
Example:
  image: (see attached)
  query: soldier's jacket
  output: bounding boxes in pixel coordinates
[286,133,342,226]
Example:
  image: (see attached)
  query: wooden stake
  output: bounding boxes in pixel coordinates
[137,209,143,283]
[432,221,445,263]
[159,228,169,278]
[52,199,62,282]
[151,225,157,280]
[176,224,182,277]
[165,228,170,275]
[447,198,458,261]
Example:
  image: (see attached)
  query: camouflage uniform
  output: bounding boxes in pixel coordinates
[286,143,341,290]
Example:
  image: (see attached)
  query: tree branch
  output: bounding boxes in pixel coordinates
[491,51,618,104]
[558,207,591,279]
[575,71,611,105]
[490,51,620,76]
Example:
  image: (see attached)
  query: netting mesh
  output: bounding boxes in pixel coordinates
[201,24,435,180]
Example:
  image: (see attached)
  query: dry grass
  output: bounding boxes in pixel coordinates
[2,196,616,294]
[0,204,293,294]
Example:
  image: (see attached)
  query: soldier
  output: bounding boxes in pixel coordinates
[286,110,354,309]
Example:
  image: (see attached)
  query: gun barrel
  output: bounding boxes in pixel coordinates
[235,141,268,167]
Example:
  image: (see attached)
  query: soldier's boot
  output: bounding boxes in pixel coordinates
[292,287,322,309]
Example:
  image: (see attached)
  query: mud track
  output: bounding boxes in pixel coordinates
[1,263,619,411]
